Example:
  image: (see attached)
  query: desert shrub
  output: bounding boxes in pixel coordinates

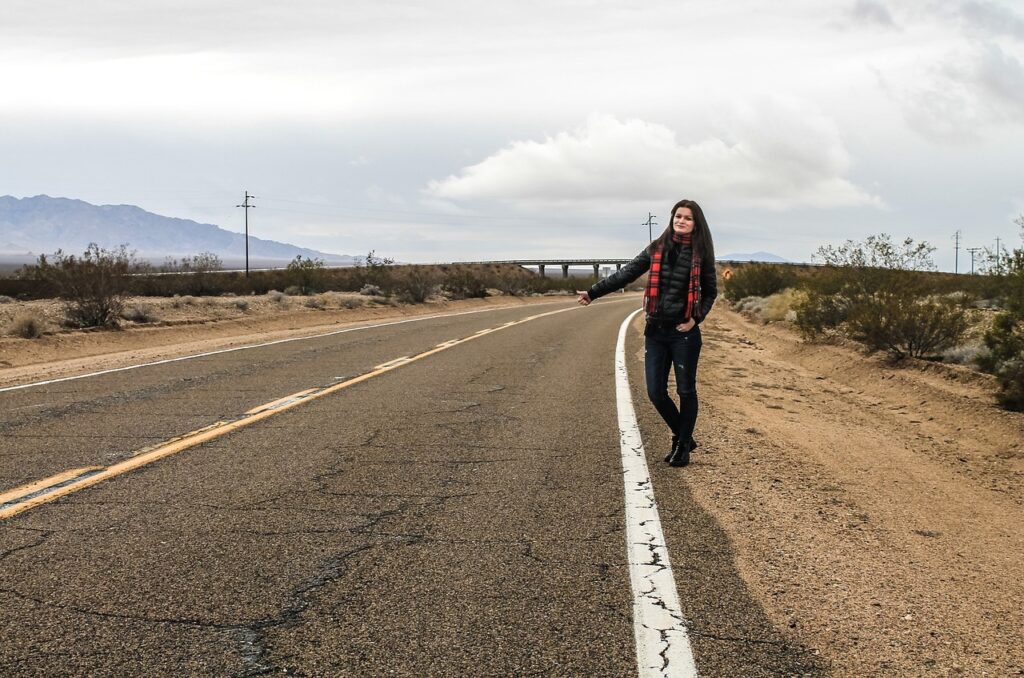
[5,312,44,338]
[975,218,1024,409]
[159,252,223,296]
[231,298,249,311]
[342,297,365,309]
[267,290,287,303]
[979,309,1024,410]
[442,268,490,299]
[284,286,303,296]
[846,292,969,359]
[220,291,237,297]
[304,296,325,310]
[27,244,139,328]
[735,289,803,323]
[724,264,798,301]
[122,305,156,323]
[793,291,848,339]
[286,256,326,295]
[359,284,383,296]
[942,342,989,365]
[0,295,14,304]
[351,250,394,291]
[392,267,441,303]
[795,235,971,358]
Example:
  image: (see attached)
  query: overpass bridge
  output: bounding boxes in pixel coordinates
[453,259,633,278]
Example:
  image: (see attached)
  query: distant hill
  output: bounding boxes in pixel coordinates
[718,251,790,263]
[0,195,357,266]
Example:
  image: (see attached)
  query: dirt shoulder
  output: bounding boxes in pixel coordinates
[685,304,1024,676]
[0,292,570,388]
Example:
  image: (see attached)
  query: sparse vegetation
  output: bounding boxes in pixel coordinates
[26,243,139,328]
[794,235,969,359]
[0,295,14,304]
[122,305,156,323]
[724,264,798,301]
[976,216,1024,410]
[286,255,326,295]
[231,298,249,311]
[391,266,441,303]
[304,296,325,310]
[5,312,45,338]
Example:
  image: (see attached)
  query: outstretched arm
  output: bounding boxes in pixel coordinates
[585,248,652,302]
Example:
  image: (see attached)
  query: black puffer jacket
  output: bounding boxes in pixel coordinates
[587,243,718,323]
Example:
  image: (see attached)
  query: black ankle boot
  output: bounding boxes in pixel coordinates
[664,435,679,463]
[668,438,691,467]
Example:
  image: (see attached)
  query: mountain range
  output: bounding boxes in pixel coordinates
[718,251,791,263]
[0,195,356,266]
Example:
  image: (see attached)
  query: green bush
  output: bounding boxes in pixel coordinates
[29,243,139,328]
[793,290,848,339]
[724,264,798,301]
[441,268,490,299]
[286,256,326,295]
[796,235,975,359]
[846,292,969,359]
[391,267,441,303]
[977,220,1024,409]
[978,313,1024,410]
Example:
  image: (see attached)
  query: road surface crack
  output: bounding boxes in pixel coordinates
[0,528,52,563]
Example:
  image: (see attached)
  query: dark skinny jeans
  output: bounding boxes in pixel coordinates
[644,323,702,443]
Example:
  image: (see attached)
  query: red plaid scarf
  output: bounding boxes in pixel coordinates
[643,233,702,320]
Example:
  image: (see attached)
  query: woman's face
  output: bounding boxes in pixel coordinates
[673,207,695,235]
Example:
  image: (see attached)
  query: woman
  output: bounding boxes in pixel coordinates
[577,199,717,467]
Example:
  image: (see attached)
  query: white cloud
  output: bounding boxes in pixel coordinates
[425,107,882,212]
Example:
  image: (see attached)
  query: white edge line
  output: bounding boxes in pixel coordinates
[0,300,577,393]
[615,308,698,678]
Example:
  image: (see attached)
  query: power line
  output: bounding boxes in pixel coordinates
[643,212,658,244]
[236,191,256,278]
[966,247,982,275]
[952,230,961,274]
[256,195,628,228]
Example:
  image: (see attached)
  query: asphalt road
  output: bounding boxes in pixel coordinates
[0,297,821,677]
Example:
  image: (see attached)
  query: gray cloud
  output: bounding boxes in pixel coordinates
[901,41,1024,140]
[959,1,1024,40]
[849,0,898,28]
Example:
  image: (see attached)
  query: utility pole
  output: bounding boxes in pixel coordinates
[236,191,256,277]
[967,247,982,275]
[995,237,1002,275]
[644,212,658,244]
[952,230,961,274]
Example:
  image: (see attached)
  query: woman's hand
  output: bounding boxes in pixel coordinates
[676,318,696,332]
[576,291,592,306]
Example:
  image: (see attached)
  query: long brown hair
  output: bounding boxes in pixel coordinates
[649,199,715,263]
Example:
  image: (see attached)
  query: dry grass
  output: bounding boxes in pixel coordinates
[5,312,45,338]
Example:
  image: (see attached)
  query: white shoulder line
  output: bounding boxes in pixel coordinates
[0,303,564,394]
[615,308,698,677]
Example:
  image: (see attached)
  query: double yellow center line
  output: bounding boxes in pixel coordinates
[0,306,577,520]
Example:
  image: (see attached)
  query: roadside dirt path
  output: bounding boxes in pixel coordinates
[681,305,1024,676]
[0,295,563,389]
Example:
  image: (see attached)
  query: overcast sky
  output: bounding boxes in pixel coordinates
[2,0,1022,268]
